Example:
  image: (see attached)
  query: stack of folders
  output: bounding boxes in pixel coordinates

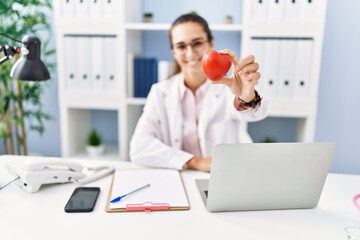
[63,35,118,94]
[133,57,158,98]
[250,0,319,20]
[249,38,313,101]
[59,0,117,20]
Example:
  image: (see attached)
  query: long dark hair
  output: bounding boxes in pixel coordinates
[168,13,213,77]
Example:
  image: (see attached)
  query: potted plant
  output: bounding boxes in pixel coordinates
[86,129,105,157]
[262,136,277,143]
[190,10,198,16]
[143,12,153,23]
[225,15,233,24]
[0,0,54,155]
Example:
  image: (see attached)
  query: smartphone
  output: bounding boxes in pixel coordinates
[64,187,100,213]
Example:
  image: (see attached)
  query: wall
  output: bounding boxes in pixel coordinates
[315,0,360,174]
[1,0,359,175]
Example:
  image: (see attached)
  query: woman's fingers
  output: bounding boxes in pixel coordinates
[241,62,259,74]
[211,51,261,97]
[218,50,256,73]
[219,49,240,66]
[210,76,233,86]
[213,66,260,85]
[237,55,255,71]
[244,72,261,83]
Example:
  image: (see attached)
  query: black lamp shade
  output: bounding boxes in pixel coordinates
[10,35,50,81]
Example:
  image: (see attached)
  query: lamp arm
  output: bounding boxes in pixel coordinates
[0,33,24,44]
[0,32,23,65]
[0,55,10,65]
[0,45,21,66]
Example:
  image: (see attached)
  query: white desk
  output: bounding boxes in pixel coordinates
[1,156,359,240]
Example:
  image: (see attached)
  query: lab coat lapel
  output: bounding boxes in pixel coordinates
[164,75,182,149]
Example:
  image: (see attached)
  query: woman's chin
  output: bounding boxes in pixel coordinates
[184,63,201,71]
[183,68,206,77]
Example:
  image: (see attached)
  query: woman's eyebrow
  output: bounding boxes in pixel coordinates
[174,37,205,45]
[191,37,205,42]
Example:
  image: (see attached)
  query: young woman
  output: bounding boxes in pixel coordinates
[130,13,268,172]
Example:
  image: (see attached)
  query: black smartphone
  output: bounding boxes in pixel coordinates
[64,187,100,213]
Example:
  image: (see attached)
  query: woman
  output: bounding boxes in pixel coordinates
[130,13,268,172]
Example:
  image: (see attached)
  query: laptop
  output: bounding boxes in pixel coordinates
[196,142,336,212]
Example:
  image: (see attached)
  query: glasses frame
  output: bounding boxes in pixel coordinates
[172,38,209,55]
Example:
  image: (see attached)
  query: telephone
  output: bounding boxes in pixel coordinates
[5,156,114,193]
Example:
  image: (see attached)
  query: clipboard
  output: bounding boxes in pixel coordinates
[105,168,190,212]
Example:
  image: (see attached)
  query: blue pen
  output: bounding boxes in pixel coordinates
[110,184,151,203]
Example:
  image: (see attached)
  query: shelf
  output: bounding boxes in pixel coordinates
[267,100,317,118]
[244,22,324,37]
[125,23,243,32]
[125,23,170,31]
[55,20,121,35]
[126,97,147,105]
[210,24,243,31]
[71,144,121,161]
[61,93,122,109]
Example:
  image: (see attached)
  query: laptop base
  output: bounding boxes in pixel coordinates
[195,179,209,207]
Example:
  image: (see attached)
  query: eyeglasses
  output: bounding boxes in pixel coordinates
[173,39,208,55]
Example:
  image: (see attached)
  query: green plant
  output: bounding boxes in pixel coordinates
[0,0,55,155]
[261,136,277,143]
[143,12,153,23]
[143,12,153,18]
[87,130,103,147]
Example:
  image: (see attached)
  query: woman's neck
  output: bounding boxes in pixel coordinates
[183,71,207,94]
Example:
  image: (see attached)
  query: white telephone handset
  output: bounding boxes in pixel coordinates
[5,156,114,193]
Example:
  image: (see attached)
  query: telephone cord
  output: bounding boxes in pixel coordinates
[0,177,20,191]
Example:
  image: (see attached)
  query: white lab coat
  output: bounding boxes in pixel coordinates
[130,73,268,170]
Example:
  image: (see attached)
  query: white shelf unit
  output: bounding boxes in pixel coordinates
[54,0,126,160]
[54,0,327,161]
[242,0,327,142]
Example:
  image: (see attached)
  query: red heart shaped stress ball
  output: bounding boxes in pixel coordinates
[202,50,231,81]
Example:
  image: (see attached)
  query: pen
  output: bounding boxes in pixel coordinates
[110,183,151,203]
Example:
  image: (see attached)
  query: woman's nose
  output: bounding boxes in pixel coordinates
[185,45,196,57]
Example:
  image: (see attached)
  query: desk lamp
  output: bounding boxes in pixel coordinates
[0,33,50,81]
